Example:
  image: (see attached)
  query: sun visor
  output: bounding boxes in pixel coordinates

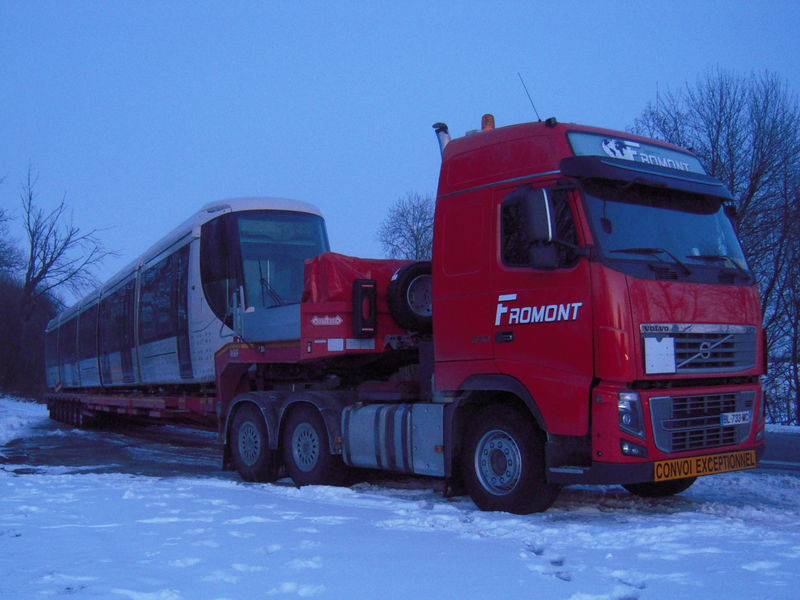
[560,155,733,200]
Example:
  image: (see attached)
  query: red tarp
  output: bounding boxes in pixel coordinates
[303,252,410,303]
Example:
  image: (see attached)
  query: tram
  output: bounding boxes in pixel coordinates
[45,197,329,391]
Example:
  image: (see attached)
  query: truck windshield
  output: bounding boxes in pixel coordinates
[581,180,750,281]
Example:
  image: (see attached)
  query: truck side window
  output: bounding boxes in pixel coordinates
[501,188,579,267]
[551,189,579,265]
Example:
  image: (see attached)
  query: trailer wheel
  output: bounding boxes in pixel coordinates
[283,404,348,486]
[461,405,559,514]
[70,401,82,427]
[623,477,697,498]
[231,404,279,482]
[388,261,432,333]
[50,400,60,423]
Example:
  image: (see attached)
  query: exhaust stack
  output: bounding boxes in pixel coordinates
[432,122,450,156]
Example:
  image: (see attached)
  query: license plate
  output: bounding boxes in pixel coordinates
[654,450,758,481]
[721,411,751,426]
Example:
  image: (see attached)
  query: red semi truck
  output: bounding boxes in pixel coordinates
[45,115,765,513]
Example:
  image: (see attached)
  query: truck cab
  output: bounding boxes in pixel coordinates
[433,118,765,500]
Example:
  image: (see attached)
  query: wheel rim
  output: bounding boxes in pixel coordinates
[291,422,320,472]
[238,421,261,466]
[474,429,523,496]
[406,274,432,317]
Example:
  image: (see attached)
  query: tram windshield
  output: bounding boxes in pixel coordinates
[201,210,329,326]
[237,211,329,309]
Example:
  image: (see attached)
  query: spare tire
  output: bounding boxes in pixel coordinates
[388,261,432,333]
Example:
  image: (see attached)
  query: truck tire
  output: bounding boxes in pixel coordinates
[461,405,559,514]
[231,404,279,482]
[388,261,432,333]
[283,404,348,486]
[623,477,697,498]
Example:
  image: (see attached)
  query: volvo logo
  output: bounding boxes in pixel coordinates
[699,341,713,360]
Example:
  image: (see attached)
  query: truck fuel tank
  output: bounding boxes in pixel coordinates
[341,403,444,477]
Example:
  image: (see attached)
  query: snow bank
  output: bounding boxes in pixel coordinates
[2,462,799,599]
[767,423,800,433]
[0,395,48,447]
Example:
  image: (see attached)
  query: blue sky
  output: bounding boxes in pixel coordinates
[2,1,799,297]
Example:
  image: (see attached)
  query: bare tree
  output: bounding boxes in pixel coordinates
[633,68,800,424]
[0,176,23,275]
[19,168,113,320]
[0,206,23,276]
[377,192,435,260]
[0,168,112,395]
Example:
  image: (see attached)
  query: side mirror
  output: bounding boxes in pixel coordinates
[522,188,554,243]
[529,244,559,270]
[519,188,559,270]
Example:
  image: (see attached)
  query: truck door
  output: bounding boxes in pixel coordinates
[492,185,594,436]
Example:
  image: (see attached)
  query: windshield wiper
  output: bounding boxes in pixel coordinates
[260,277,285,307]
[611,247,692,275]
[686,254,753,281]
[258,261,285,307]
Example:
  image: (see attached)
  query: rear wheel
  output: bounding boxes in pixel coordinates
[283,404,348,486]
[231,404,278,482]
[623,477,697,497]
[461,405,559,514]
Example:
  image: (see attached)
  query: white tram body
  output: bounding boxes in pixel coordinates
[45,198,329,390]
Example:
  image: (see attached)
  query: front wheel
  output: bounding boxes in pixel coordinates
[231,404,279,482]
[283,404,348,486]
[461,405,560,514]
[623,477,697,497]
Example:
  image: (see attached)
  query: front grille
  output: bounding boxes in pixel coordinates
[650,392,755,453]
[673,330,756,373]
[641,324,757,375]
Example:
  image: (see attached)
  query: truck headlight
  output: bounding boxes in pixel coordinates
[621,439,648,457]
[618,392,645,439]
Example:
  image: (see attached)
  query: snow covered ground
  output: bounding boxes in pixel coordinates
[1,396,799,600]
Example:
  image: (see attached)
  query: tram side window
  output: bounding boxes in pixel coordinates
[139,246,190,346]
[174,244,192,379]
[45,329,58,371]
[201,214,239,328]
[100,286,124,354]
[139,259,166,345]
[99,278,136,383]
[78,304,99,361]
[58,317,78,385]
[140,254,174,345]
